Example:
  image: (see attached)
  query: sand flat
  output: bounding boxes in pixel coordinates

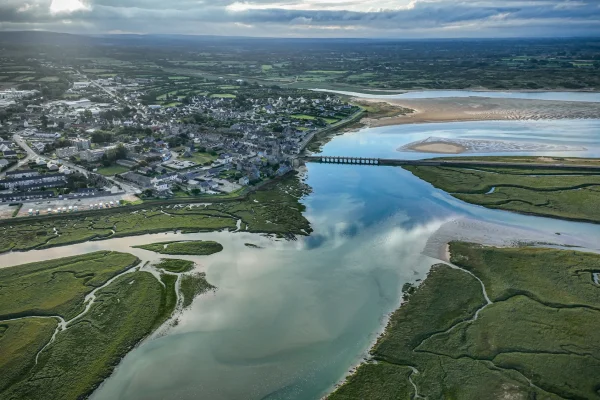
[410,142,466,154]
[357,97,600,127]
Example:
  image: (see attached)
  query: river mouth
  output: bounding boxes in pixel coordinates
[5,119,600,400]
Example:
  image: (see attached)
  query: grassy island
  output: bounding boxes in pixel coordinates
[0,251,213,400]
[135,240,223,256]
[154,258,196,273]
[181,273,215,308]
[405,158,600,223]
[329,242,600,399]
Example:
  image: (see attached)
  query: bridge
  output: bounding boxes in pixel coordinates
[303,156,600,171]
[309,156,380,165]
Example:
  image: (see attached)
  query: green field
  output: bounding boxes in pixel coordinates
[405,162,600,223]
[210,93,236,98]
[329,243,600,399]
[182,151,217,165]
[155,258,195,273]
[38,76,60,82]
[134,240,223,255]
[96,165,130,176]
[291,114,316,120]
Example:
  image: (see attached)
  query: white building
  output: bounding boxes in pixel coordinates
[56,147,79,159]
[73,138,91,151]
[80,149,105,162]
[73,82,90,90]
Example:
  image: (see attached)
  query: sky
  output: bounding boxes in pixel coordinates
[0,0,599,38]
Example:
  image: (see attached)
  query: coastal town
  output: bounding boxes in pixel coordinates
[0,58,361,217]
[1,20,600,400]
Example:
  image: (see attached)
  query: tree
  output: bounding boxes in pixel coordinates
[91,131,113,144]
[115,143,127,160]
[80,109,93,122]
[40,115,49,129]
[191,188,201,196]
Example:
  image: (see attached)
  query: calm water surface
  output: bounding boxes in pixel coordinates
[313,89,600,103]
[2,119,600,400]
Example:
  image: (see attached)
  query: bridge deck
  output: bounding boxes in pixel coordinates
[303,156,600,171]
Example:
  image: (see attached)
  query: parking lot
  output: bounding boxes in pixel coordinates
[0,193,140,219]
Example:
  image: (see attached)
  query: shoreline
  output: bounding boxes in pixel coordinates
[315,87,600,95]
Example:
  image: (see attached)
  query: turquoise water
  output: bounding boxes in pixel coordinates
[320,119,600,159]
[313,89,600,103]
[4,119,599,400]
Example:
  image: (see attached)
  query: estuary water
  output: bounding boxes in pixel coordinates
[2,119,600,400]
[312,89,600,103]
[322,119,600,159]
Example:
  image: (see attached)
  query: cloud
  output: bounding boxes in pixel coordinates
[0,0,598,37]
[50,0,90,14]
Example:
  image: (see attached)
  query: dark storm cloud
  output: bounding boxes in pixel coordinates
[0,0,599,37]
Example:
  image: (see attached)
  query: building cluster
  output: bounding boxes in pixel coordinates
[0,88,38,108]
[0,64,359,199]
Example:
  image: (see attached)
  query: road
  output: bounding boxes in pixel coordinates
[6,133,37,174]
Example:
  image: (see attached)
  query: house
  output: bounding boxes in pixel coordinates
[0,190,55,203]
[5,169,38,179]
[150,172,178,187]
[80,149,105,162]
[153,182,169,191]
[59,165,72,175]
[116,159,137,168]
[31,142,47,153]
[0,159,10,170]
[120,171,152,188]
[47,162,59,171]
[56,146,78,159]
[73,138,91,150]
[205,180,219,190]
[72,82,90,90]
[0,173,67,190]
[239,176,249,186]
[3,150,17,159]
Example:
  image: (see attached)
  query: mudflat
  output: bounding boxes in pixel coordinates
[358,97,600,127]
